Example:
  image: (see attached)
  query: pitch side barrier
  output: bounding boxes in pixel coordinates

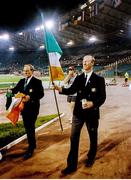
[0,113,65,160]
[0,81,64,93]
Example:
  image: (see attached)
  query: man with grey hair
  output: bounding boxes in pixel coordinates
[54,55,106,174]
[11,64,44,159]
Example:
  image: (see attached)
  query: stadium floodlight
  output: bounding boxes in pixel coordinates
[9,46,15,51]
[67,40,74,46]
[35,26,41,31]
[80,3,87,9]
[18,32,23,35]
[40,25,44,29]
[0,33,10,40]
[120,29,124,33]
[89,0,95,4]
[88,36,98,43]
[45,20,54,30]
[39,45,45,49]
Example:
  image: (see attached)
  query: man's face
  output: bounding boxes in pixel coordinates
[23,65,33,78]
[68,69,75,75]
[83,56,94,72]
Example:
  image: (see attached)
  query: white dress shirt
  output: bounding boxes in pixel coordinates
[25,75,33,85]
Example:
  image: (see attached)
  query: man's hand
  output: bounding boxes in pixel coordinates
[53,84,62,92]
[82,100,93,109]
[22,95,30,102]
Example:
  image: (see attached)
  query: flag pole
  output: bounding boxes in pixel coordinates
[41,13,63,132]
[49,64,63,132]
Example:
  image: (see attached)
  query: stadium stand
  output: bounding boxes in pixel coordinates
[0,0,131,78]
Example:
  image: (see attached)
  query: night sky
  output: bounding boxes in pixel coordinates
[0,0,86,31]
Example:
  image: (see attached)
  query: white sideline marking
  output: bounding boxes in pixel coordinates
[0,113,64,152]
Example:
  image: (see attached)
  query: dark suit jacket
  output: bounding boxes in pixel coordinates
[61,72,106,121]
[12,76,44,116]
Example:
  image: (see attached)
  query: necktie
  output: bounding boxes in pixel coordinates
[24,78,28,90]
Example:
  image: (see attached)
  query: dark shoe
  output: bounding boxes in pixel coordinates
[23,150,34,160]
[61,167,77,175]
[85,159,95,167]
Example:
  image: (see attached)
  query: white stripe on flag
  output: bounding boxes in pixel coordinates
[48,52,61,67]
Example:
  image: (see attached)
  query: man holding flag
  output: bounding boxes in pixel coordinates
[11,64,44,159]
[54,55,106,174]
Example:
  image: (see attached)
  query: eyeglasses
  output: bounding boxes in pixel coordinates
[69,69,73,71]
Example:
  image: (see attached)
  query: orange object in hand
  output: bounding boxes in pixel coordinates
[6,93,26,126]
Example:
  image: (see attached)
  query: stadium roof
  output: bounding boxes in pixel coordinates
[0,0,131,56]
[0,0,86,30]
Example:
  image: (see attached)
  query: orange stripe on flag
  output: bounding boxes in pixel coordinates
[50,66,64,81]
[6,101,24,126]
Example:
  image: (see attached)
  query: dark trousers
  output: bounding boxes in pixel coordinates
[67,115,98,169]
[22,112,38,151]
[6,97,12,110]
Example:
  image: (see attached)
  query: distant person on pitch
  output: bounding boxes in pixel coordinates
[124,72,129,86]
[53,55,106,175]
[11,64,44,159]
[64,66,77,123]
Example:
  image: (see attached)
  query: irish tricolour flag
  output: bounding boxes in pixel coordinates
[43,22,64,81]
